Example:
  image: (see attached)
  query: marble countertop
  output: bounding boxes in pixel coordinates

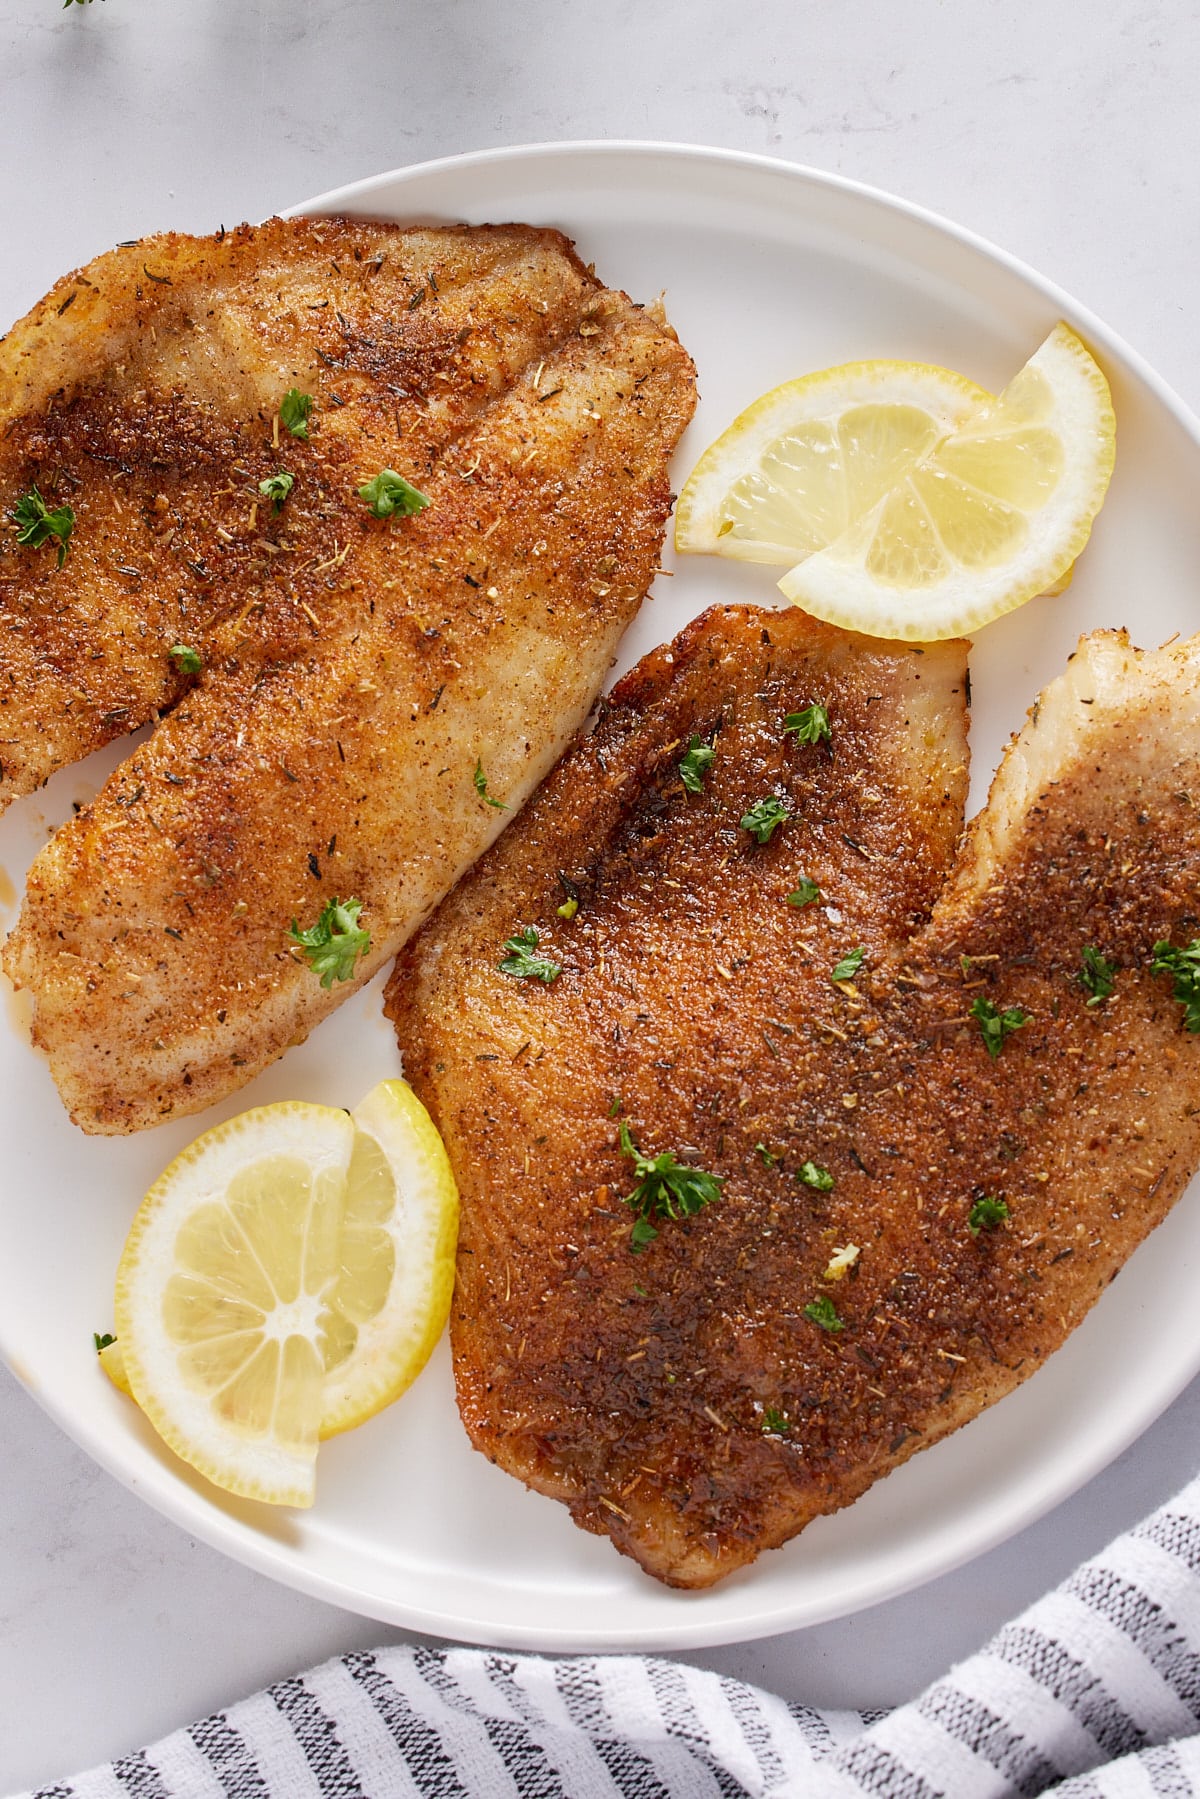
[2,0,1199,1788]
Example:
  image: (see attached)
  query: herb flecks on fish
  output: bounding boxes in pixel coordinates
[498,926,560,985]
[289,897,371,988]
[783,702,831,747]
[10,486,75,568]
[1150,939,1200,1032]
[359,468,430,519]
[619,1122,724,1253]
[971,994,1031,1058]
[740,795,790,844]
[279,389,314,439]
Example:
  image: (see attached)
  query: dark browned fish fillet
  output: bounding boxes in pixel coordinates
[1,218,695,1131]
[388,605,1200,1588]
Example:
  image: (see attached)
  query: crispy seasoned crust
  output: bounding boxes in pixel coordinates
[389,608,1200,1588]
[1,218,696,1130]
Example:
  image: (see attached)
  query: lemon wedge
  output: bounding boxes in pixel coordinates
[674,361,991,565]
[112,1081,458,1506]
[778,324,1115,639]
[319,1078,459,1437]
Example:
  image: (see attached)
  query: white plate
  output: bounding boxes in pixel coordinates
[4,142,1200,1654]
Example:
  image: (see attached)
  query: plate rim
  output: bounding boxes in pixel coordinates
[7,137,1200,1653]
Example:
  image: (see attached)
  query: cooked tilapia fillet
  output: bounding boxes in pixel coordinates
[0,218,604,810]
[1,220,696,1131]
[389,606,1200,1588]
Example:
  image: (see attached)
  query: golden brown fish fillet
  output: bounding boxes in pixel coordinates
[388,606,1200,1588]
[1,219,696,1131]
[0,217,602,810]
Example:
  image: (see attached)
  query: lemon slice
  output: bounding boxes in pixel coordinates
[115,1102,355,1507]
[674,361,991,565]
[778,324,1115,639]
[110,1082,458,1506]
[319,1078,459,1437]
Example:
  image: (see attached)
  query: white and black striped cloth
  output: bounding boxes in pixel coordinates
[16,1471,1200,1799]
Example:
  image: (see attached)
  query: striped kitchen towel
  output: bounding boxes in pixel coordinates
[15,1470,1200,1799]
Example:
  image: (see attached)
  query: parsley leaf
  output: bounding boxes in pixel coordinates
[831,946,865,983]
[619,1121,724,1253]
[289,896,371,988]
[1079,945,1117,1005]
[1150,939,1200,1032]
[498,925,560,984]
[93,1331,116,1352]
[258,469,295,511]
[169,644,202,675]
[803,1294,844,1333]
[970,995,1031,1058]
[740,795,790,844]
[556,897,579,920]
[359,468,430,519]
[783,702,831,746]
[761,1405,790,1435]
[678,736,715,794]
[798,1161,835,1191]
[755,1142,779,1166]
[279,388,314,439]
[10,485,75,567]
[473,759,508,810]
[968,1195,1010,1235]
[788,876,821,907]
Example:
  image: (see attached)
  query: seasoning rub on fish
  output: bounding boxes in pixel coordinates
[389,604,1200,1588]
[0,217,695,1131]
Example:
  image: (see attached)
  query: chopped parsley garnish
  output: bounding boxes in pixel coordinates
[788,877,821,907]
[258,469,295,511]
[93,1331,116,1352]
[968,1195,1011,1236]
[169,644,202,675]
[556,897,579,920]
[740,795,790,844]
[473,759,507,810]
[761,1405,790,1435]
[279,388,314,439]
[359,468,430,519]
[803,1295,844,1333]
[755,1142,779,1167]
[1079,945,1117,1005]
[619,1122,724,1253]
[678,736,715,794]
[607,1094,623,1118]
[783,702,831,747]
[831,946,865,983]
[289,896,371,988]
[10,485,75,567]
[1150,939,1200,1032]
[970,995,1031,1058]
[498,925,560,984]
[799,1161,835,1191]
